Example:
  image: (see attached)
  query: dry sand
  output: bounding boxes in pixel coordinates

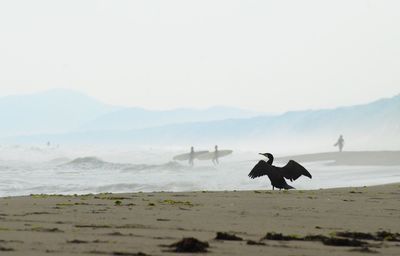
[0,184,399,255]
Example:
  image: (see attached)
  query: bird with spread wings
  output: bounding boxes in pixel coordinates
[248,153,312,190]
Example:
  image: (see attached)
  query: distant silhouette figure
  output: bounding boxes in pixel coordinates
[334,135,345,152]
[212,145,219,165]
[248,153,312,190]
[189,146,195,166]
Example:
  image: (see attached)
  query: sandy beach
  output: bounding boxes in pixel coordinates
[0,184,399,255]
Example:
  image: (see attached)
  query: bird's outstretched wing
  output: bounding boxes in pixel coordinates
[281,160,312,181]
[248,160,272,179]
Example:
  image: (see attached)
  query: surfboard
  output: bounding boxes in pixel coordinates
[196,150,233,160]
[173,151,209,161]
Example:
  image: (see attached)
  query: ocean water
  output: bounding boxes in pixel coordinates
[0,146,399,197]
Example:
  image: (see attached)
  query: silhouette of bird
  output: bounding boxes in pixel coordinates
[248,153,312,190]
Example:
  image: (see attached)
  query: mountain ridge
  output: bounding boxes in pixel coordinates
[0,89,119,136]
[3,92,399,152]
[0,89,266,136]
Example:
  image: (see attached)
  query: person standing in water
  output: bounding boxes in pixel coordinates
[334,135,345,152]
[188,146,195,166]
[212,145,219,165]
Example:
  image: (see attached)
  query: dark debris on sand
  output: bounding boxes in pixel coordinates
[246,240,266,246]
[335,232,376,240]
[335,231,400,242]
[350,247,379,254]
[321,237,367,247]
[87,251,148,256]
[215,232,243,241]
[168,237,209,253]
[113,252,149,256]
[376,231,400,241]
[67,239,89,244]
[263,232,368,247]
[263,232,302,241]
[303,235,330,241]
[0,246,14,251]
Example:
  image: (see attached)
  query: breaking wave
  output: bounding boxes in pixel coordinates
[59,156,184,172]
[1,150,400,197]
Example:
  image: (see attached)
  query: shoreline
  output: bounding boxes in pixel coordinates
[2,182,400,199]
[0,183,399,255]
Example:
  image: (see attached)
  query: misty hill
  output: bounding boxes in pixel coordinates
[7,93,400,152]
[80,106,263,131]
[0,89,118,136]
[0,89,263,137]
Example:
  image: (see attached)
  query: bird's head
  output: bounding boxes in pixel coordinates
[259,153,273,159]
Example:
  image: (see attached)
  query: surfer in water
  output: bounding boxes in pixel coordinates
[212,145,219,165]
[189,146,195,166]
[334,135,345,152]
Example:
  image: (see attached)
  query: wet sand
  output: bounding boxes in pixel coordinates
[0,184,399,255]
[278,151,400,166]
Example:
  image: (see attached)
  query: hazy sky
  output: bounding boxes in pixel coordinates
[0,0,399,112]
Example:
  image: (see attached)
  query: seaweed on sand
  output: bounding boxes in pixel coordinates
[247,240,266,246]
[168,237,209,253]
[263,232,302,241]
[215,232,243,241]
[262,232,368,247]
[321,237,367,247]
[335,231,400,242]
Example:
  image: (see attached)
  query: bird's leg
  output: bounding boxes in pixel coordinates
[272,186,274,190]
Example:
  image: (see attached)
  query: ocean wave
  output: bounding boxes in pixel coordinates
[59,156,184,172]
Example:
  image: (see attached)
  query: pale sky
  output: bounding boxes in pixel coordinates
[0,0,399,112]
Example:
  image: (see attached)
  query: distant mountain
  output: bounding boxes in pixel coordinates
[7,93,400,152]
[0,89,264,137]
[0,89,118,136]
[79,106,263,131]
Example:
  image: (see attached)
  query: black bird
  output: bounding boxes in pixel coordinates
[248,153,312,190]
